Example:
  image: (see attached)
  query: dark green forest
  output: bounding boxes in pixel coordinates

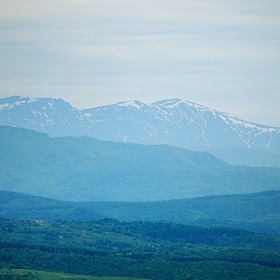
[1,218,280,280]
[1,190,280,234]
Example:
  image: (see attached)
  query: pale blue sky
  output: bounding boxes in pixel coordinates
[0,0,280,126]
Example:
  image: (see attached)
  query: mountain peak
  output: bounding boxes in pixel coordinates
[153,98,184,107]
[116,100,148,109]
[1,96,279,152]
[0,96,40,111]
[153,99,216,113]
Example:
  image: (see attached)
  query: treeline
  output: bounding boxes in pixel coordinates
[1,218,280,279]
[2,247,280,280]
[1,190,280,234]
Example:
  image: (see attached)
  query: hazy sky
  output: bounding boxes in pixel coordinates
[1,0,280,126]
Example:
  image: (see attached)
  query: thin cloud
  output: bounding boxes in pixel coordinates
[0,0,280,126]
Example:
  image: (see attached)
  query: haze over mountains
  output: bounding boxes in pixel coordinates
[1,95,280,204]
[1,96,280,154]
[1,95,280,280]
[1,126,280,202]
[1,189,280,234]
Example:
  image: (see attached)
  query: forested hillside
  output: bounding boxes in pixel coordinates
[1,126,280,202]
[1,190,280,234]
[1,218,280,280]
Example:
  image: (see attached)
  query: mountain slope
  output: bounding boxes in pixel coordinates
[1,126,280,202]
[209,148,280,167]
[83,99,280,152]
[1,96,280,153]
[0,96,88,136]
[0,190,104,221]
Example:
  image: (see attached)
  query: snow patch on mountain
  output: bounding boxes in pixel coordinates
[118,100,146,109]
[1,96,280,153]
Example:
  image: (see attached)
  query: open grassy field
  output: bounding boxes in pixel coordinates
[0,268,147,280]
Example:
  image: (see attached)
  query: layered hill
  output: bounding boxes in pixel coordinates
[1,190,280,234]
[1,96,280,154]
[1,126,280,202]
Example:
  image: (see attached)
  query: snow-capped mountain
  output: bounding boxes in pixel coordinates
[0,96,89,137]
[1,96,280,153]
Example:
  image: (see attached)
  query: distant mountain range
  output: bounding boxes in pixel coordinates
[1,126,280,202]
[1,96,280,154]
